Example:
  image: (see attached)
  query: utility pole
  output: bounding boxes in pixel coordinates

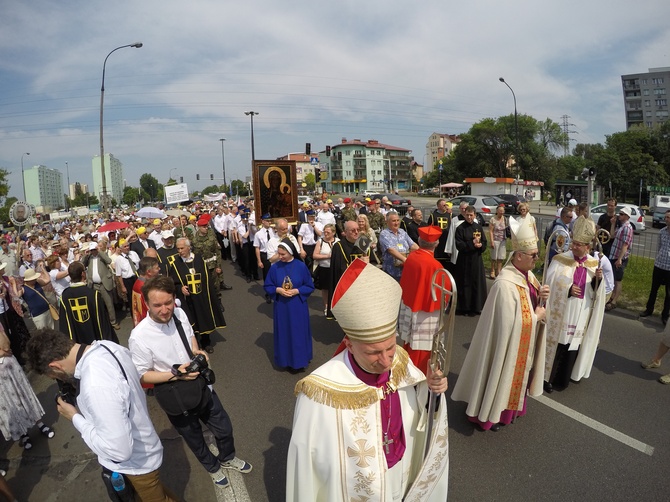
[560,115,577,156]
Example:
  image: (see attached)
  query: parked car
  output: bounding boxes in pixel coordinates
[362,190,379,197]
[590,203,646,234]
[448,195,504,226]
[370,193,412,214]
[297,195,313,206]
[494,193,527,214]
[483,194,515,215]
[653,209,668,228]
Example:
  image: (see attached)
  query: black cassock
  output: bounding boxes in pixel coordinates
[454,220,488,314]
[167,253,226,336]
[59,284,117,344]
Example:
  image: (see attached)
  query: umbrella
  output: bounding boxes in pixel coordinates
[441,182,463,189]
[165,208,191,217]
[135,206,166,219]
[97,221,129,232]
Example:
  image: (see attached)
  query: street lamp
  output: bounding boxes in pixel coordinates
[244,111,259,167]
[65,161,70,209]
[499,77,520,179]
[99,42,143,212]
[219,138,227,190]
[21,152,30,202]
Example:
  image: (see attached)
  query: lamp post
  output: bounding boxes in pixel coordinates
[21,152,30,202]
[65,161,70,209]
[219,138,227,190]
[99,42,143,212]
[244,111,258,167]
[499,77,520,179]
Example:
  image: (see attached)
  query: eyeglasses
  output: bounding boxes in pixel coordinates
[520,252,540,259]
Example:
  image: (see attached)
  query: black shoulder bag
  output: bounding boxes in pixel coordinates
[153,315,212,417]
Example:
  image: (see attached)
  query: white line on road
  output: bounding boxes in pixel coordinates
[533,395,654,456]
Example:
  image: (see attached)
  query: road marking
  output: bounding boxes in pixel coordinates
[533,395,654,456]
[44,458,92,502]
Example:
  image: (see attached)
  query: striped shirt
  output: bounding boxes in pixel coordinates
[609,221,633,261]
[655,227,670,271]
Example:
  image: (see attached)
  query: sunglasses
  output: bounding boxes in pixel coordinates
[521,252,540,259]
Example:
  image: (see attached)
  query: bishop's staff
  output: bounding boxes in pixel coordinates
[583,228,609,331]
[424,267,456,458]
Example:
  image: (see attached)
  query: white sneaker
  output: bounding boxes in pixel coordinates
[210,467,230,487]
[221,457,253,473]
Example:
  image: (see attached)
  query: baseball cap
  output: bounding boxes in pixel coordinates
[568,199,577,206]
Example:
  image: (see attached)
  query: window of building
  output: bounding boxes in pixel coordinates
[643,89,650,96]
[654,88,667,95]
[655,99,668,106]
[645,100,651,107]
[642,79,648,84]
[646,110,652,117]
[652,78,664,85]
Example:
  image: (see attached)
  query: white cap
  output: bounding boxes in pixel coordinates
[619,206,631,217]
[568,198,578,206]
[88,242,98,251]
[161,230,174,239]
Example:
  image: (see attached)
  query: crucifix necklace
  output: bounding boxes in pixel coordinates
[382,397,394,455]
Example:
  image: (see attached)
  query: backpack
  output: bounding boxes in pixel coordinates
[543,220,557,246]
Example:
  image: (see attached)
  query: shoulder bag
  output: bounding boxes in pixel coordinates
[153,315,212,417]
[24,284,59,321]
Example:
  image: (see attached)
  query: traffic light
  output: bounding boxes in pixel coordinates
[196,174,200,180]
[180,176,183,183]
[210,174,214,180]
[305,143,311,155]
[326,145,331,157]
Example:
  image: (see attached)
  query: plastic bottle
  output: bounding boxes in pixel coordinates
[110,472,134,501]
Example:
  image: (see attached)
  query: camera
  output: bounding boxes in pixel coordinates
[55,381,78,406]
[184,354,216,385]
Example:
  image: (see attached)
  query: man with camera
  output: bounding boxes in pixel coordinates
[25,329,177,501]
[128,276,251,489]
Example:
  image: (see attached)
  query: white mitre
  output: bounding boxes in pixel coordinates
[509,216,538,252]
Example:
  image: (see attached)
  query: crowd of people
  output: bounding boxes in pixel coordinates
[1,191,667,500]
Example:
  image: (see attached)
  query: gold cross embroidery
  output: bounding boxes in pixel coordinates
[347,439,376,468]
[186,273,202,294]
[436,217,449,230]
[68,297,90,323]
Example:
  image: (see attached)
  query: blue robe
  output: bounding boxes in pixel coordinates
[264,259,315,369]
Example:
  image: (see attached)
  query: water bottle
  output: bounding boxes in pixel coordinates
[110,472,134,501]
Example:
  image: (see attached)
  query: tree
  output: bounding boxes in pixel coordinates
[304,173,316,192]
[201,185,221,196]
[0,196,17,226]
[139,173,163,202]
[230,179,250,197]
[123,186,141,206]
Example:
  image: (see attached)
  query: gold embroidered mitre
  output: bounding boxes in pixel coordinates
[331,259,401,343]
[509,216,538,252]
[572,215,596,245]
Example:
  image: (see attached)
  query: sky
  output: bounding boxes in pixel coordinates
[1,0,669,201]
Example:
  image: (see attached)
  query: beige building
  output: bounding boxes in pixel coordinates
[425,133,461,172]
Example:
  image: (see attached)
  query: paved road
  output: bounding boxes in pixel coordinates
[3,258,670,501]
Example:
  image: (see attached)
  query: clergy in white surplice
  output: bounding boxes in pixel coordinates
[286,259,449,502]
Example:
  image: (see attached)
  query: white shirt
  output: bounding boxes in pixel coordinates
[316,210,336,227]
[115,252,140,279]
[149,230,164,249]
[213,214,228,233]
[253,226,276,253]
[73,341,163,475]
[266,234,299,260]
[298,222,323,246]
[49,266,71,298]
[129,307,195,375]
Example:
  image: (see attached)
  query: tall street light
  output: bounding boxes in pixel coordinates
[219,138,227,191]
[244,111,259,167]
[99,42,143,212]
[21,152,30,202]
[499,77,520,179]
[65,161,70,209]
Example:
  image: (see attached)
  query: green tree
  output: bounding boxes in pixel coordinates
[201,185,221,196]
[0,196,17,226]
[123,186,141,205]
[230,179,249,196]
[139,173,163,202]
[304,173,316,192]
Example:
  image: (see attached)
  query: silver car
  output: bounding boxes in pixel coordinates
[448,195,503,226]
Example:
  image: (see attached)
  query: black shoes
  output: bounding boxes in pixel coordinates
[543,382,553,394]
[221,283,233,291]
[639,310,653,318]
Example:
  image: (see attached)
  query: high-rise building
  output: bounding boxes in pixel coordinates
[621,67,670,130]
[92,153,124,203]
[69,182,89,200]
[320,138,412,194]
[23,165,65,211]
[425,133,461,172]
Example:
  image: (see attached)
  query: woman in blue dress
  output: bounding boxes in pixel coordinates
[264,238,315,372]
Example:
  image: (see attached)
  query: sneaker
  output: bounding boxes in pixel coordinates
[210,467,230,487]
[221,457,253,473]
[641,360,661,369]
[659,373,670,385]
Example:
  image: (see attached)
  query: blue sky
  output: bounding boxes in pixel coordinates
[1,0,668,200]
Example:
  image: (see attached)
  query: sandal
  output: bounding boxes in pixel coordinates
[38,423,55,439]
[19,434,32,450]
[605,302,616,312]
[659,374,670,385]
